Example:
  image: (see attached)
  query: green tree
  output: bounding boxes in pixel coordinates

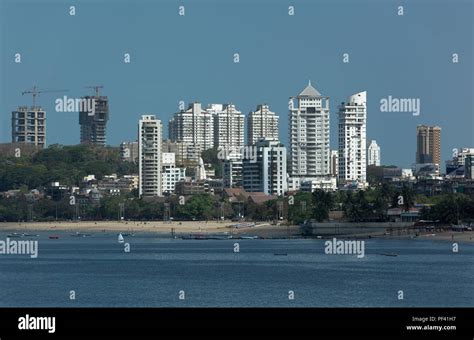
[312,190,333,222]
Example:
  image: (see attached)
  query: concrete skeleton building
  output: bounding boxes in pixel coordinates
[338,91,367,187]
[367,140,381,166]
[247,104,279,145]
[11,106,46,148]
[243,139,287,196]
[139,115,162,198]
[79,95,109,146]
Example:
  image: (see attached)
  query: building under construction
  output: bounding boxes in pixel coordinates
[79,86,109,146]
[11,106,46,149]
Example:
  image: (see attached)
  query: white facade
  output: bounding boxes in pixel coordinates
[300,177,337,192]
[161,152,186,194]
[139,115,162,197]
[162,166,186,194]
[210,103,245,152]
[367,140,381,166]
[243,139,287,196]
[338,91,367,187]
[223,151,243,188]
[289,81,330,178]
[162,152,175,165]
[455,148,474,165]
[168,102,214,161]
[248,104,279,145]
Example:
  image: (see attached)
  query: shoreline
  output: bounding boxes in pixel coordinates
[1,221,473,243]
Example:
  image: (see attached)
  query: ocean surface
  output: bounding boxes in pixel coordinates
[0,231,472,307]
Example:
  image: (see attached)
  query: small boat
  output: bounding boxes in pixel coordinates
[118,233,124,243]
[274,253,288,256]
[21,233,39,237]
[7,233,21,238]
[49,235,59,239]
[380,253,398,257]
[71,232,91,237]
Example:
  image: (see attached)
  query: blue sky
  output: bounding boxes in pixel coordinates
[1,0,473,168]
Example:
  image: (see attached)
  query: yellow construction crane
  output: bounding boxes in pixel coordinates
[22,86,69,107]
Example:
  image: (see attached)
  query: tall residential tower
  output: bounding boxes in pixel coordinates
[139,115,162,198]
[169,102,214,162]
[289,81,330,177]
[338,91,367,187]
[247,104,279,145]
[416,125,441,166]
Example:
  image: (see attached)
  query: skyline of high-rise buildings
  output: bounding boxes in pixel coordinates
[9,81,471,198]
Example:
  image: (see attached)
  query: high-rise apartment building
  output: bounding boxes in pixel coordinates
[11,106,46,148]
[247,104,279,145]
[169,102,214,161]
[367,140,381,166]
[338,91,367,187]
[416,125,441,166]
[289,81,330,177]
[79,95,109,146]
[210,103,245,152]
[139,115,162,198]
[243,139,287,196]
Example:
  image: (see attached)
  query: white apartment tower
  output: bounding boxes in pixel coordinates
[247,104,279,145]
[338,91,367,187]
[243,139,287,196]
[289,81,330,177]
[169,102,214,161]
[139,115,162,198]
[367,140,381,166]
[209,103,245,152]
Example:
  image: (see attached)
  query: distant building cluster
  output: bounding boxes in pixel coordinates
[6,81,474,203]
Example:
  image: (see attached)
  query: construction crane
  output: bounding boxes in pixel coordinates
[85,85,104,97]
[22,86,69,107]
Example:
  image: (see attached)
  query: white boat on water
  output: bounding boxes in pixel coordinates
[118,233,124,243]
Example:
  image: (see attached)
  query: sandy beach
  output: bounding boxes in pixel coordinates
[0,221,473,242]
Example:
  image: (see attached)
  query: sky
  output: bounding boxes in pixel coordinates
[1,0,473,169]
